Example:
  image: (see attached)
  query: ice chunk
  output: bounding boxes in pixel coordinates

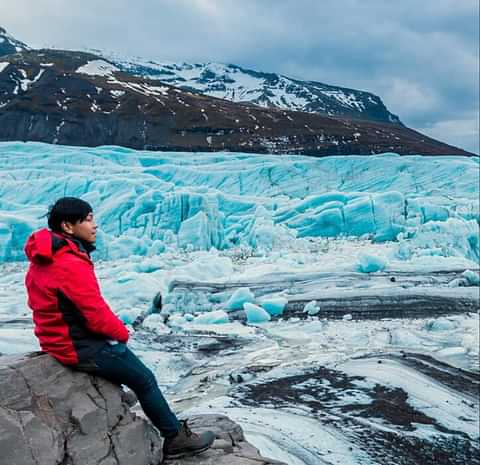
[462,269,480,286]
[226,287,255,311]
[447,277,468,287]
[134,256,164,273]
[166,255,233,287]
[424,318,458,331]
[395,218,479,262]
[356,254,387,273]
[303,300,320,316]
[193,310,230,324]
[462,332,479,354]
[168,314,187,329]
[142,314,171,334]
[246,206,296,251]
[118,308,141,325]
[243,302,271,323]
[259,297,288,316]
[422,203,450,222]
[208,290,231,304]
[389,328,424,347]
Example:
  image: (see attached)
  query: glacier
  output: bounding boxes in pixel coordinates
[0,141,478,263]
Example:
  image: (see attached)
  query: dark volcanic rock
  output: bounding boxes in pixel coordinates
[0,45,473,156]
[0,352,284,465]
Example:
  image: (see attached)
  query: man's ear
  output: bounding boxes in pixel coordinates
[61,220,74,235]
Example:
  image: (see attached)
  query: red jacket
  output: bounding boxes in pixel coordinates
[24,228,129,365]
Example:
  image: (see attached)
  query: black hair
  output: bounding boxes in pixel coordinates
[47,197,93,233]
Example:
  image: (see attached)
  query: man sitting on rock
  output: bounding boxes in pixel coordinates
[24,196,215,460]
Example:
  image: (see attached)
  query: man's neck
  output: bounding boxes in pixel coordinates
[60,233,96,256]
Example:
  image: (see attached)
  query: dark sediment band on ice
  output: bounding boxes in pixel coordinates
[356,352,480,399]
[168,269,479,320]
[169,269,474,294]
[284,293,478,319]
[234,352,479,465]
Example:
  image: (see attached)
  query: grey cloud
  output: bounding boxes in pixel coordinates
[0,0,478,152]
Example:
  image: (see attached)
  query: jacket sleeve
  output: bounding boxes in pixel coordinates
[56,256,129,343]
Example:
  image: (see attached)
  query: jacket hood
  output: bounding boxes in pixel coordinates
[24,228,54,263]
[24,228,92,264]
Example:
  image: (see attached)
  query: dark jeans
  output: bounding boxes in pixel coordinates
[75,342,180,438]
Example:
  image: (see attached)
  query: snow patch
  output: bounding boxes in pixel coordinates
[76,60,120,77]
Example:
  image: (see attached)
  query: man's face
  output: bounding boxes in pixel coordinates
[62,212,98,244]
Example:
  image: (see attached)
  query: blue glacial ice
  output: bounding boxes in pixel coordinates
[303,301,321,316]
[243,302,271,323]
[395,218,479,262]
[226,287,256,311]
[356,254,387,273]
[258,297,288,316]
[118,308,141,325]
[193,310,230,324]
[462,269,480,286]
[0,141,478,263]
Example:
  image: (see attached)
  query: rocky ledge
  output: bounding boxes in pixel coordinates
[0,352,284,465]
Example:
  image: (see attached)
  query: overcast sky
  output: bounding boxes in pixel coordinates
[1,0,478,153]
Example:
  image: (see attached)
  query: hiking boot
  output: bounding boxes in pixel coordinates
[163,419,215,459]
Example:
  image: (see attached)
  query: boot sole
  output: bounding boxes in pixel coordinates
[163,442,213,460]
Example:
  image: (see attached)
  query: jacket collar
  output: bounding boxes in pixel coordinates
[58,233,96,257]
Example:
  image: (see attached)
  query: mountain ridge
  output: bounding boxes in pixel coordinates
[99,50,403,125]
[0,26,29,56]
[0,27,473,156]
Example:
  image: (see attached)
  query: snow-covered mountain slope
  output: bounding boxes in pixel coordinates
[0,27,473,155]
[0,27,29,57]
[102,52,402,125]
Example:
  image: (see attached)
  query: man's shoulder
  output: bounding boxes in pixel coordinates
[52,246,92,269]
